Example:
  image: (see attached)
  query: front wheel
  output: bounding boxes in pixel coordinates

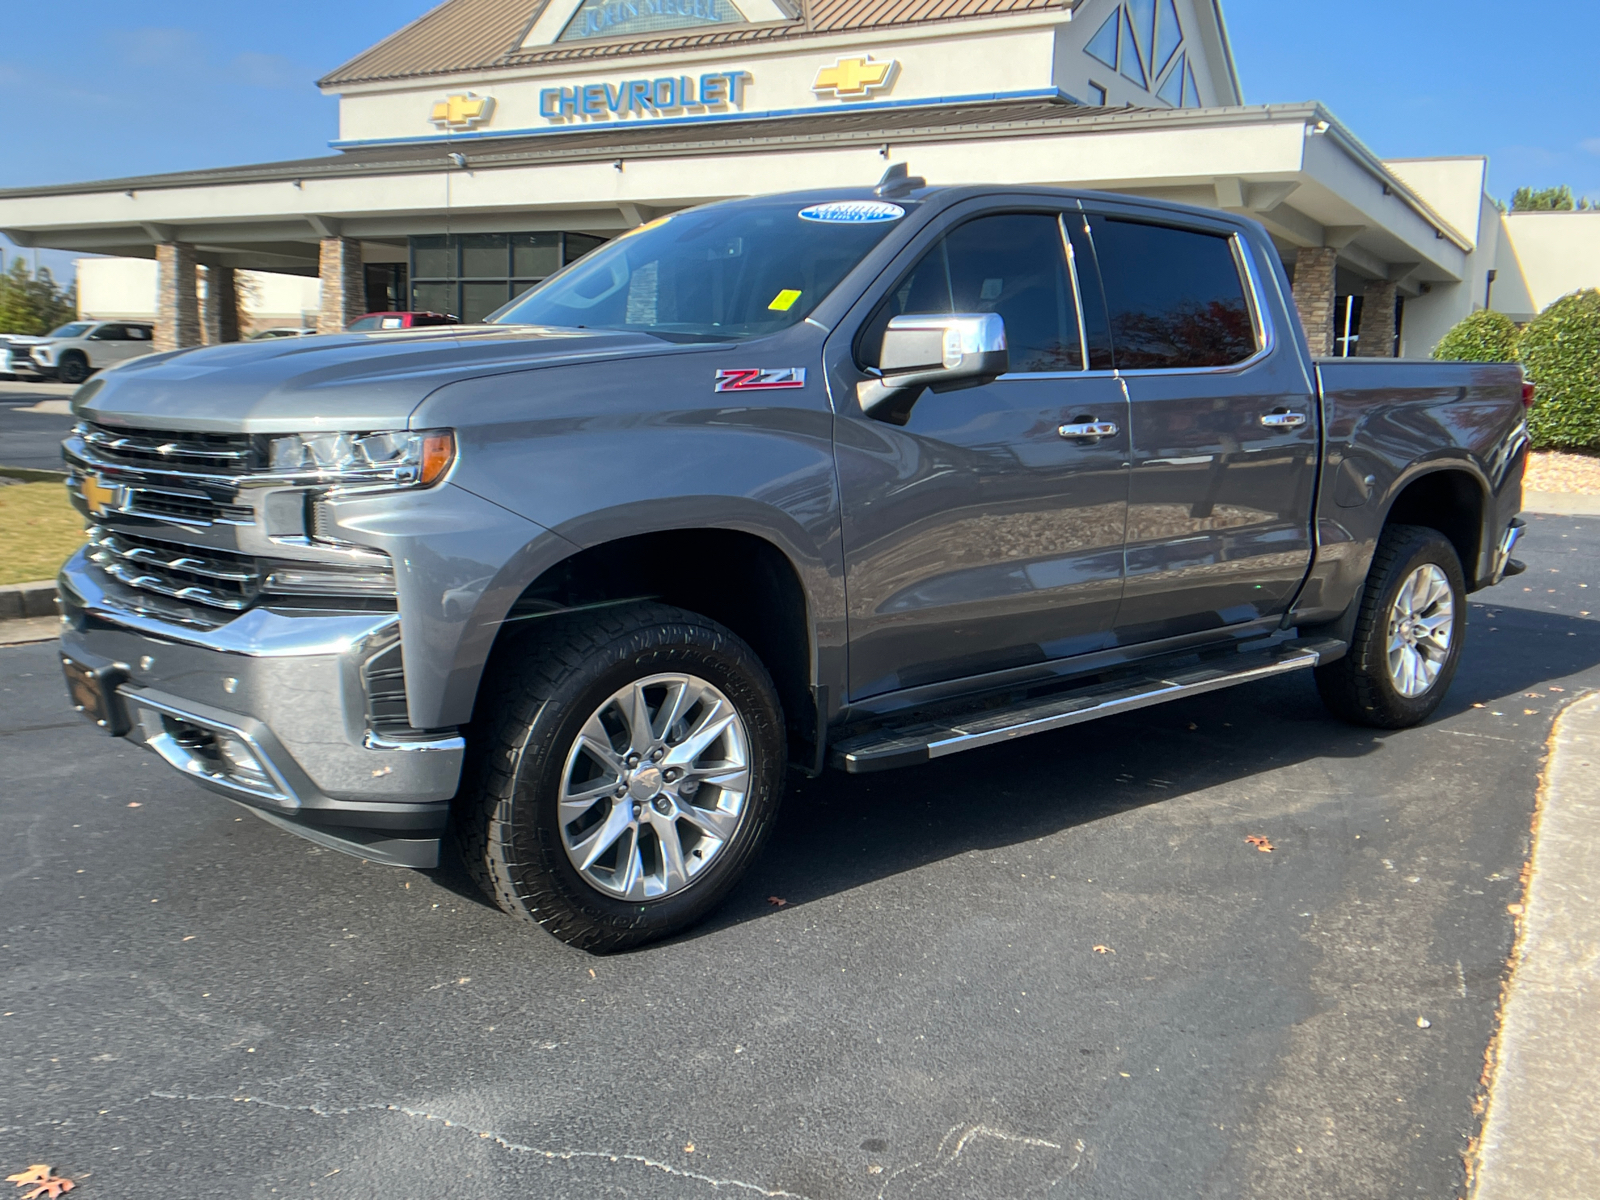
[57,353,91,385]
[1315,523,1466,729]
[453,602,786,952]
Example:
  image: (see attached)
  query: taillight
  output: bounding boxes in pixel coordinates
[1522,382,1537,408]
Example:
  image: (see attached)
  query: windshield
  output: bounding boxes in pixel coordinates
[489,199,908,340]
[49,323,91,339]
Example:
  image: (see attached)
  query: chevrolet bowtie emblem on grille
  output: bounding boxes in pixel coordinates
[81,474,123,517]
[812,56,898,99]
[430,93,495,131]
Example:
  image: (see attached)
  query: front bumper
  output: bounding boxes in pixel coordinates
[58,550,463,868]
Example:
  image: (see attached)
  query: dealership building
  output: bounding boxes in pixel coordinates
[2,0,1596,354]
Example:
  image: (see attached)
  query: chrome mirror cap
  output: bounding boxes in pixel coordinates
[858,313,1009,425]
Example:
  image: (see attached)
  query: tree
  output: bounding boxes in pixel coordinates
[1520,289,1600,450]
[1510,185,1597,212]
[1432,309,1520,363]
[0,257,78,336]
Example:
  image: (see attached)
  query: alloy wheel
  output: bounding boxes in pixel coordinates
[557,673,751,900]
[1385,563,1455,698]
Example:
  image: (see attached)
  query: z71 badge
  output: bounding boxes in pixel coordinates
[714,368,807,392]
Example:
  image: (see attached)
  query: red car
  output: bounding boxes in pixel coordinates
[345,311,461,332]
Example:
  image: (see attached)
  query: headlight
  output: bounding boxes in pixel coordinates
[265,429,455,489]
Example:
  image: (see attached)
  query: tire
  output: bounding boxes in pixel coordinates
[57,353,91,385]
[452,601,787,952]
[1314,523,1467,729]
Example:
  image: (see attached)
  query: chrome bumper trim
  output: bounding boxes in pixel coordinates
[133,693,299,809]
[1492,517,1525,585]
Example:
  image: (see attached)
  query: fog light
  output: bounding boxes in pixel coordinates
[215,733,267,783]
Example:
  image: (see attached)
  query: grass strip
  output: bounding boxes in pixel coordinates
[0,481,86,587]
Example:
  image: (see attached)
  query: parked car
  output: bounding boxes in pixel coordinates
[55,179,1529,952]
[22,320,156,384]
[1,334,46,378]
[345,311,460,331]
[247,327,317,340]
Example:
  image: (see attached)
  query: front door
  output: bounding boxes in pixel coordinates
[1077,209,1318,642]
[831,207,1130,700]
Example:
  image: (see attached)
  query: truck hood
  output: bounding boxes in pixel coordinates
[72,324,702,433]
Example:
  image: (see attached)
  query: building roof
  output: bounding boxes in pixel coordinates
[319,0,1076,87]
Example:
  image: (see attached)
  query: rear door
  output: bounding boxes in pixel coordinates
[831,202,1130,699]
[1079,207,1318,642]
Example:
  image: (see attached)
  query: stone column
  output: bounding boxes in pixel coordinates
[1356,280,1400,358]
[200,267,222,345]
[317,237,367,334]
[154,242,201,352]
[205,265,241,343]
[1291,246,1339,358]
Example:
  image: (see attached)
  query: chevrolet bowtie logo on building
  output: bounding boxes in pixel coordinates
[812,56,898,99]
[430,93,495,131]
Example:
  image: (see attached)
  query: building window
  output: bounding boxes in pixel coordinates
[1333,294,1362,357]
[558,0,742,43]
[363,263,408,313]
[1087,80,1108,106]
[1084,0,1197,106]
[408,232,608,323]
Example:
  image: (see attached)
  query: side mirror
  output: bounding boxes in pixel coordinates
[857,313,1009,425]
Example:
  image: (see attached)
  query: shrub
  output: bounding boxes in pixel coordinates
[1520,289,1600,450]
[1432,309,1520,362]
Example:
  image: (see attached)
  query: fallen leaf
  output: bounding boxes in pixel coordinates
[587,969,596,979]
[683,1142,696,1153]
[767,896,788,908]
[126,802,141,808]
[1507,903,1525,915]
[1524,709,1538,715]
[1472,702,1486,708]
[1550,687,1566,693]
[1245,835,1274,852]
[5,1166,74,1199]
[1092,944,1115,954]
[1416,1017,1432,1029]
[1187,722,1198,731]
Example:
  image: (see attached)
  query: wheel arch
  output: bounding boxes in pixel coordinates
[1379,461,1492,587]
[478,526,819,766]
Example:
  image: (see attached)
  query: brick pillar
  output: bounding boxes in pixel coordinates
[317,237,366,334]
[154,242,201,352]
[1356,280,1399,358]
[207,266,241,343]
[1291,246,1338,358]
[200,267,222,345]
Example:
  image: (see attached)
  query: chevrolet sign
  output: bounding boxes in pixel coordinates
[541,71,751,119]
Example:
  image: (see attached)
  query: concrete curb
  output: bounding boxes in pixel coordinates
[1524,491,1600,517]
[0,581,57,621]
[1472,691,1600,1197]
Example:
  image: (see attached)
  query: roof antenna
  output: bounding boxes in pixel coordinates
[874,161,925,198]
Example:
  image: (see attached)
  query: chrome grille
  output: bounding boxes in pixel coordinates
[87,528,262,611]
[81,422,260,474]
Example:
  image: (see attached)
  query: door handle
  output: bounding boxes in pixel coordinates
[1260,410,1307,429]
[1058,420,1119,440]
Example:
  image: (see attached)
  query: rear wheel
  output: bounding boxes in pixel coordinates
[453,602,786,952]
[1314,524,1466,729]
[57,353,91,385]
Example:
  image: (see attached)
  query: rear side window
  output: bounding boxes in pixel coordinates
[858,213,1083,374]
[1085,216,1258,369]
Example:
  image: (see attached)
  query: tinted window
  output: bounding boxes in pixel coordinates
[859,213,1083,373]
[127,325,152,340]
[1086,216,1257,369]
[91,324,125,340]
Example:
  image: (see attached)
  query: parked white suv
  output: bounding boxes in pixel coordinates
[21,320,156,384]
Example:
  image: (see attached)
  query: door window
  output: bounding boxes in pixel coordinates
[90,324,126,341]
[858,213,1084,374]
[1085,216,1258,369]
[126,325,152,340]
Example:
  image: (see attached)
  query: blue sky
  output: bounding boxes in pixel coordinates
[3,0,1597,280]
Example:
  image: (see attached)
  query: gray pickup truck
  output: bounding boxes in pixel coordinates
[56,174,1530,950]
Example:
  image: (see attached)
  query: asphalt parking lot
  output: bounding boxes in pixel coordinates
[0,384,74,473]
[3,514,1597,1199]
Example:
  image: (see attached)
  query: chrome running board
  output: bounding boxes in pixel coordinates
[830,638,1344,773]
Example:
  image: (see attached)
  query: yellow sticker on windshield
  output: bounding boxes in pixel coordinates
[768,289,803,312]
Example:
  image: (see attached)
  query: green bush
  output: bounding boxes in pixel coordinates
[1433,309,1520,362]
[1521,289,1600,450]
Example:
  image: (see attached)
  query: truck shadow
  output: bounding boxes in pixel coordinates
[686,600,1600,942]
